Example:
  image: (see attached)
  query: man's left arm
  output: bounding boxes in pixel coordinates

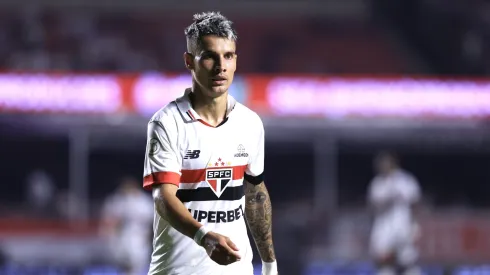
[408,175,423,238]
[243,115,278,274]
[244,180,276,263]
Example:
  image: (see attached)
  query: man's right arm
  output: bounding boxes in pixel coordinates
[152,183,241,264]
[144,120,202,239]
[152,184,202,239]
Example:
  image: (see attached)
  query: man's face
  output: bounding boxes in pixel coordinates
[186,35,237,97]
[375,156,395,175]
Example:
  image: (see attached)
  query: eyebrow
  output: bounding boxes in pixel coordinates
[200,50,236,55]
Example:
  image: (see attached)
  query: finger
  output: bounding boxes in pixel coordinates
[226,238,240,251]
[211,252,234,266]
[226,254,238,264]
[221,243,241,260]
[214,245,240,263]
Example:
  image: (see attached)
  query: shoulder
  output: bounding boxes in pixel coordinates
[397,169,416,181]
[369,176,382,188]
[149,101,179,123]
[396,169,419,186]
[233,102,264,130]
[103,194,121,210]
[147,101,181,132]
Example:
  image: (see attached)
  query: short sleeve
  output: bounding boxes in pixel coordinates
[405,175,421,203]
[143,120,182,190]
[244,116,264,185]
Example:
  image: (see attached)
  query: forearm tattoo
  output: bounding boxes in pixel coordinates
[244,183,276,262]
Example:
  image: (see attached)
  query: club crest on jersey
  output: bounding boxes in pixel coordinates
[206,157,233,197]
[149,138,160,155]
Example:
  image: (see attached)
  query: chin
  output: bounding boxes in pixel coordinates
[208,86,228,96]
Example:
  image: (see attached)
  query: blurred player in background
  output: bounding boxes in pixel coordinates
[368,151,422,275]
[142,11,278,275]
[100,177,154,275]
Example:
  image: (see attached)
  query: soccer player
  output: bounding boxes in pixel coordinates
[142,12,278,275]
[368,151,422,275]
[100,177,154,275]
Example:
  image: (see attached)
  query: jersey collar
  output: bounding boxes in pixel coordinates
[176,88,237,123]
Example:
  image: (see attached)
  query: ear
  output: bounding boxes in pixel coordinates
[183,52,194,70]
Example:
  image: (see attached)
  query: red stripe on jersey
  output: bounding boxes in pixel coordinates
[143,171,180,190]
[180,165,247,184]
[197,119,214,128]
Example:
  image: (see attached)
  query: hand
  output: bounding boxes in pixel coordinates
[201,231,241,265]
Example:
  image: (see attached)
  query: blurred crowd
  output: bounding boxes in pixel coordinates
[375,0,490,75]
[0,7,408,74]
[0,1,487,75]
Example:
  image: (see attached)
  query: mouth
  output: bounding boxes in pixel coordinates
[211,76,227,86]
[212,76,227,81]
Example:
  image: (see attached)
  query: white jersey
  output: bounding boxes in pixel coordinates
[143,89,264,275]
[368,169,421,262]
[103,191,154,240]
[102,190,154,272]
[368,169,420,227]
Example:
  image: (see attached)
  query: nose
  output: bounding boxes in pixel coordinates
[214,56,227,72]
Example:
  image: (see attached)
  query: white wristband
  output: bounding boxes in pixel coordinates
[193,226,210,246]
[262,260,278,275]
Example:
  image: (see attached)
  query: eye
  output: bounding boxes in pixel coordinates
[201,53,213,60]
[224,53,235,59]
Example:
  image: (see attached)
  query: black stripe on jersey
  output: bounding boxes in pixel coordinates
[176,185,244,202]
[216,117,228,127]
[244,172,264,185]
[186,111,193,120]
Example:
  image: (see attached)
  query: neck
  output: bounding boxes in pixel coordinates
[190,86,228,127]
[382,168,397,176]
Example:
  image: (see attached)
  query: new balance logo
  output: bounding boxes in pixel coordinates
[184,150,201,159]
